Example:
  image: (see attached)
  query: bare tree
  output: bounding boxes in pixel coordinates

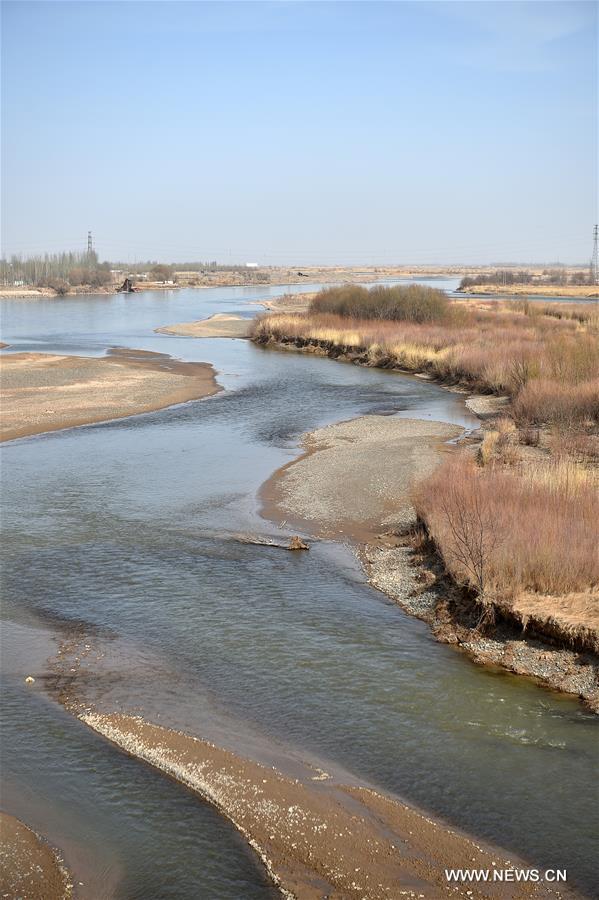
[439,477,500,627]
[150,264,175,283]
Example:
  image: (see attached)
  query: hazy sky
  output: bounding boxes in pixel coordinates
[1,1,597,264]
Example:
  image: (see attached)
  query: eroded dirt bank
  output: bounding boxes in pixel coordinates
[0,813,73,900]
[262,415,599,710]
[79,711,573,900]
[0,348,220,442]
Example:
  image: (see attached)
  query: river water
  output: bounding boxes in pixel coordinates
[1,282,597,898]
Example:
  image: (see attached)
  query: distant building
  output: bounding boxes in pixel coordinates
[246,262,258,268]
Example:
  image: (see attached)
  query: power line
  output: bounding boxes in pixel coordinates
[591,224,599,285]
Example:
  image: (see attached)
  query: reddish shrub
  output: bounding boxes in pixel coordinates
[414,455,599,597]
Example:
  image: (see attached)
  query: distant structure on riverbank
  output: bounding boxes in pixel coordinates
[591,225,599,285]
[117,277,136,293]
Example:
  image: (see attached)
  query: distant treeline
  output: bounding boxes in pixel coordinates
[0,251,112,293]
[0,252,270,292]
[459,269,593,290]
[310,284,449,323]
[111,260,257,274]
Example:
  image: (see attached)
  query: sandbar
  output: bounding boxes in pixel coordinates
[0,348,220,442]
[0,812,72,900]
[262,416,462,541]
[81,711,568,900]
[156,312,251,338]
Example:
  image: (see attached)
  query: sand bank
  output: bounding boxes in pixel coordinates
[156,312,251,338]
[80,712,568,900]
[0,813,72,900]
[0,348,220,442]
[262,416,462,541]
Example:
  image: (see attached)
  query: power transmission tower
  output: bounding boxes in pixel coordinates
[592,224,599,285]
[87,230,93,256]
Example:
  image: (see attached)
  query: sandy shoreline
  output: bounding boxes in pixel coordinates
[0,812,73,900]
[0,348,220,442]
[78,711,571,900]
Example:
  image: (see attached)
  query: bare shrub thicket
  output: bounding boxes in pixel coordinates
[414,455,599,597]
[459,269,593,289]
[0,250,111,288]
[311,284,449,323]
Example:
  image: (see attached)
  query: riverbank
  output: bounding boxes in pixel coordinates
[261,411,599,710]
[251,300,598,415]
[0,348,220,442]
[457,284,599,299]
[0,282,188,299]
[364,539,599,710]
[0,812,73,900]
[0,267,460,299]
[78,711,571,900]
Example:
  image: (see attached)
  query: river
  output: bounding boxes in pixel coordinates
[1,281,597,898]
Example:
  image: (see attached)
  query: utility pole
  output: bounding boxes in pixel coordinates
[591,224,599,285]
[87,230,93,257]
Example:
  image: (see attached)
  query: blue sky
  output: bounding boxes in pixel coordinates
[1,1,597,264]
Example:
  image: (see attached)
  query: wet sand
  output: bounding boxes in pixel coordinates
[0,813,72,900]
[0,348,220,442]
[261,416,462,542]
[80,712,572,900]
[156,312,251,338]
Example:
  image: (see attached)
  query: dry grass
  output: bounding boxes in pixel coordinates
[512,379,599,428]
[414,454,599,599]
[478,419,520,467]
[253,296,599,625]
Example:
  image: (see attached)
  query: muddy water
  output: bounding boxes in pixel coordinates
[1,283,598,898]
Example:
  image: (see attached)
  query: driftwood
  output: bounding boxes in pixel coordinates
[235,533,309,551]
